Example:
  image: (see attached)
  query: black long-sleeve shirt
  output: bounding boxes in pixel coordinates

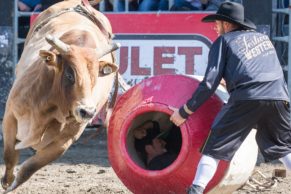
[179,30,289,118]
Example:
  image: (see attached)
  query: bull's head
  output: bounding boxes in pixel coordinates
[39,35,120,123]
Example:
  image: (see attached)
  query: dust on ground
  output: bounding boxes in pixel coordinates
[0,129,290,194]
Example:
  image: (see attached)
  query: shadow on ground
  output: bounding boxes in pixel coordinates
[0,128,111,167]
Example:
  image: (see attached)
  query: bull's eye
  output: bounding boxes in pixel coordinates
[64,66,75,84]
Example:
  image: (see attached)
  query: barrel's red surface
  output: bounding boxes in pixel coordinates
[108,75,229,194]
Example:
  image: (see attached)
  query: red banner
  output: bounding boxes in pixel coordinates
[107,13,217,41]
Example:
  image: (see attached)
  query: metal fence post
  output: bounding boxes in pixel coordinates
[273,1,291,101]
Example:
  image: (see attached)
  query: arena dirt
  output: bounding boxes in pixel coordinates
[0,129,290,194]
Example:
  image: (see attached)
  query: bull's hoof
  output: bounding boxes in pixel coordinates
[1,178,9,190]
[2,179,17,194]
[1,175,15,190]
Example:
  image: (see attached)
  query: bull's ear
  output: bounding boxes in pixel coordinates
[99,61,119,77]
[39,50,59,67]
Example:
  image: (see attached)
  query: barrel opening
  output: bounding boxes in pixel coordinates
[126,111,182,170]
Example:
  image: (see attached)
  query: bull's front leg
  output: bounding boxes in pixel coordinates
[4,123,85,193]
[1,112,19,190]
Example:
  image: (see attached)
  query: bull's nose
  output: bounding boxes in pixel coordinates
[79,108,96,119]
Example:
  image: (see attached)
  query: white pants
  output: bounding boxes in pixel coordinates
[193,153,291,188]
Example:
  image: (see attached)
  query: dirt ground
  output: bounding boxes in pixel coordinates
[0,128,290,194]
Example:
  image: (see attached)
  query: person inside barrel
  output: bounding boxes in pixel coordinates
[169,2,291,194]
[133,121,180,170]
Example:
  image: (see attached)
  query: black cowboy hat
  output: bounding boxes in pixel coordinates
[202,1,256,30]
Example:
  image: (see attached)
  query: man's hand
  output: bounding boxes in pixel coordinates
[169,106,186,126]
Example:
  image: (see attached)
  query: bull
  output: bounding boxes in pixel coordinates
[1,0,120,192]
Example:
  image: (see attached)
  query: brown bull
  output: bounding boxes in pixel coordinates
[1,0,120,193]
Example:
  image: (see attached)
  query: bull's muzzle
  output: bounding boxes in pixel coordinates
[76,107,96,121]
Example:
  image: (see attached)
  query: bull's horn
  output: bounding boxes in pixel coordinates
[45,35,69,54]
[97,42,121,58]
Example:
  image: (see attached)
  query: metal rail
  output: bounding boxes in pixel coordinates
[272,0,291,101]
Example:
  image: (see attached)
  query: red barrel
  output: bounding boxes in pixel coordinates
[108,75,229,194]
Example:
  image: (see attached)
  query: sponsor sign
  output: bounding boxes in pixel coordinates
[106,13,217,85]
[115,34,211,85]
